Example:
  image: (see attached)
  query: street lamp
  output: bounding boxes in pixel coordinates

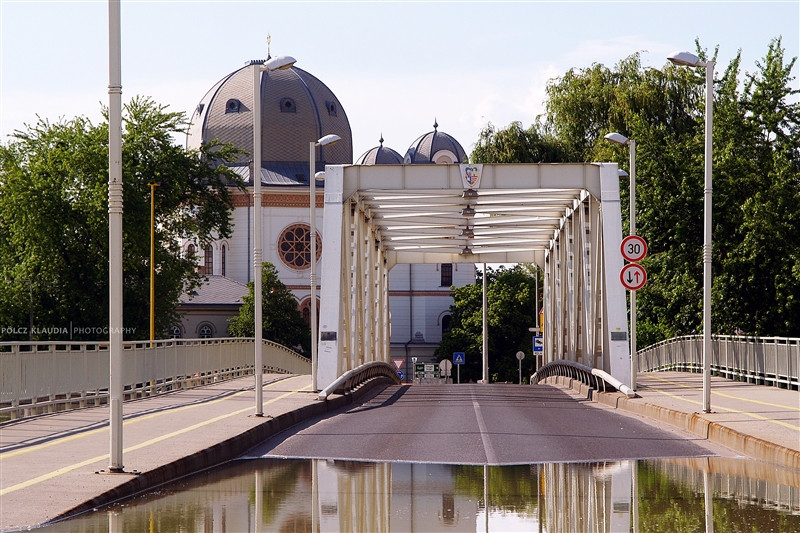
[148,181,161,345]
[252,53,296,416]
[668,50,715,413]
[310,134,341,392]
[605,132,637,390]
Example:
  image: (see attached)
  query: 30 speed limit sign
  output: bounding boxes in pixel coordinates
[620,235,647,263]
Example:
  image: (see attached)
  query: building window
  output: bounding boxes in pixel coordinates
[225,98,241,113]
[440,263,453,287]
[442,315,452,335]
[186,243,196,259]
[280,97,297,113]
[278,224,321,270]
[204,245,213,275]
[221,245,226,277]
[169,325,183,339]
[198,324,213,339]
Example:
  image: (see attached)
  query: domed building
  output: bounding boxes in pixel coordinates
[176,54,475,370]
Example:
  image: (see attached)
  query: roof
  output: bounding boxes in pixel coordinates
[180,275,248,306]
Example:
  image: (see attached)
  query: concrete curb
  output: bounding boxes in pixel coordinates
[49,378,394,525]
[544,375,800,471]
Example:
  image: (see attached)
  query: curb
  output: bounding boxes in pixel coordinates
[544,375,800,471]
[48,378,393,525]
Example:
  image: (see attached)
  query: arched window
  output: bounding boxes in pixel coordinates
[169,325,183,339]
[442,315,452,335]
[204,245,213,275]
[221,244,226,277]
[198,324,213,339]
[186,243,196,259]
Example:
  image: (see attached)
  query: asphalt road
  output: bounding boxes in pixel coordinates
[248,383,727,464]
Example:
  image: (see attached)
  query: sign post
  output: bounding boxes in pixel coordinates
[620,234,648,392]
[453,352,465,384]
[439,359,453,384]
[516,351,525,384]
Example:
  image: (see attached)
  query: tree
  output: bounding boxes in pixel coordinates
[471,38,799,346]
[228,262,311,356]
[0,96,243,341]
[435,265,538,383]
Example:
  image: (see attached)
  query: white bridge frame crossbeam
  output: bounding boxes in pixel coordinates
[317,163,629,390]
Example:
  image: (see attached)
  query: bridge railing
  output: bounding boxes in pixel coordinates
[531,360,636,397]
[317,361,401,400]
[0,338,310,420]
[637,335,799,390]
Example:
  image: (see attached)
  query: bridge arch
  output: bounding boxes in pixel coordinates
[317,163,630,390]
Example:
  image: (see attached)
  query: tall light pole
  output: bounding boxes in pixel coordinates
[309,134,341,392]
[605,132,637,390]
[107,0,124,472]
[668,50,715,413]
[148,182,160,346]
[252,53,296,416]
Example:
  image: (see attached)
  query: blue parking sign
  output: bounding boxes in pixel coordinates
[453,352,465,365]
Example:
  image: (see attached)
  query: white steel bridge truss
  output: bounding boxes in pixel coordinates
[317,163,630,390]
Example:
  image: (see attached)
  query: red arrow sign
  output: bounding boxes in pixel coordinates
[620,263,647,291]
[620,235,648,263]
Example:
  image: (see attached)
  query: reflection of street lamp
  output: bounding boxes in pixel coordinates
[4,277,32,341]
[148,182,160,344]
[252,53,297,416]
[605,132,637,391]
[668,50,715,413]
[309,134,341,392]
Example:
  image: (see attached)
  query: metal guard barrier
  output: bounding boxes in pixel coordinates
[531,360,636,398]
[318,361,401,400]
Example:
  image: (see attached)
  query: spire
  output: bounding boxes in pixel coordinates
[379,133,384,146]
[266,34,271,60]
[433,118,438,131]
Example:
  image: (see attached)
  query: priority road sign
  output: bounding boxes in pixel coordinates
[620,235,648,263]
[453,352,465,365]
[620,263,647,291]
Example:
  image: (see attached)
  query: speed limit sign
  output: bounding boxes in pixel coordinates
[620,235,647,263]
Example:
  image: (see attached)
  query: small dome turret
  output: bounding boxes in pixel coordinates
[404,120,468,164]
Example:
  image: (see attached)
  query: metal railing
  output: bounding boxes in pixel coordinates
[637,335,799,390]
[0,338,310,420]
[318,361,401,400]
[531,360,636,398]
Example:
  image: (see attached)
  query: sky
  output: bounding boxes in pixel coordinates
[1,0,798,160]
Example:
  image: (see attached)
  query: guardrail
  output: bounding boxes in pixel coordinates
[637,335,799,390]
[0,338,310,420]
[530,360,636,398]
[318,361,401,400]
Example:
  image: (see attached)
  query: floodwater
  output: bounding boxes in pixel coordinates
[37,457,800,532]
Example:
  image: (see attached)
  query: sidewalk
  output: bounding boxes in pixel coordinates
[553,371,800,470]
[0,373,355,532]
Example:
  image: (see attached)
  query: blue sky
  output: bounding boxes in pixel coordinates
[1,1,798,158]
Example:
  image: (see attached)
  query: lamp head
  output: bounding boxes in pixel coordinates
[668,51,705,67]
[264,55,296,71]
[604,132,629,146]
[316,134,341,147]
[618,169,629,178]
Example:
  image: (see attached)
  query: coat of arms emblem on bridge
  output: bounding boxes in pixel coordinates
[459,164,483,189]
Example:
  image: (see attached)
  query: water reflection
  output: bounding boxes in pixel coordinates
[39,458,800,532]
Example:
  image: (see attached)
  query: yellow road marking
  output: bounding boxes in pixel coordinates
[0,379,310,496]
[644,375,800,431]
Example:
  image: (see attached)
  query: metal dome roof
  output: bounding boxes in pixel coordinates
[404,121,468,164]
[354,136,403,165]
[187,59,353,185]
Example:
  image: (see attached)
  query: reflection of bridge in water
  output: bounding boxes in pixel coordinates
[54,458,799,532]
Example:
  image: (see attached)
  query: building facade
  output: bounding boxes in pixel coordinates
[176,55,476,367]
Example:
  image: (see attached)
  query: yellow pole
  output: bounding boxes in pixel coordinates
[148,182,159,344]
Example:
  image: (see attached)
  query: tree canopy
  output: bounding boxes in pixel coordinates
[227,262,311,355]
[0,97,243,341]
[471,37,799,347]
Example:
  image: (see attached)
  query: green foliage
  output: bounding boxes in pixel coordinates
[0,96,243,340]
[228,262,311,356]
[470,38,800,347]
[435,265,539,382]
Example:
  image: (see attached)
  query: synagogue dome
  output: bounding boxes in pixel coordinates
[355,135,403,165]
[404,120,468,165]
[186,58,353,186]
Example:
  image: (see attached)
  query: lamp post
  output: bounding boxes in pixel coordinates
[148,182,160,345]
[605,132,637,390]
[309,134,341,392]
[668,50,714,413]
[252,53,296,416]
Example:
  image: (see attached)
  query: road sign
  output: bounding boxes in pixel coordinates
[397,370,404,380]
[620,263,647,291]
[620,235,648,263]
[533,336,543,352]
[453,352,465,365]
[392,359,404,370]
[515,351,525,361]
[439,359,453,377]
